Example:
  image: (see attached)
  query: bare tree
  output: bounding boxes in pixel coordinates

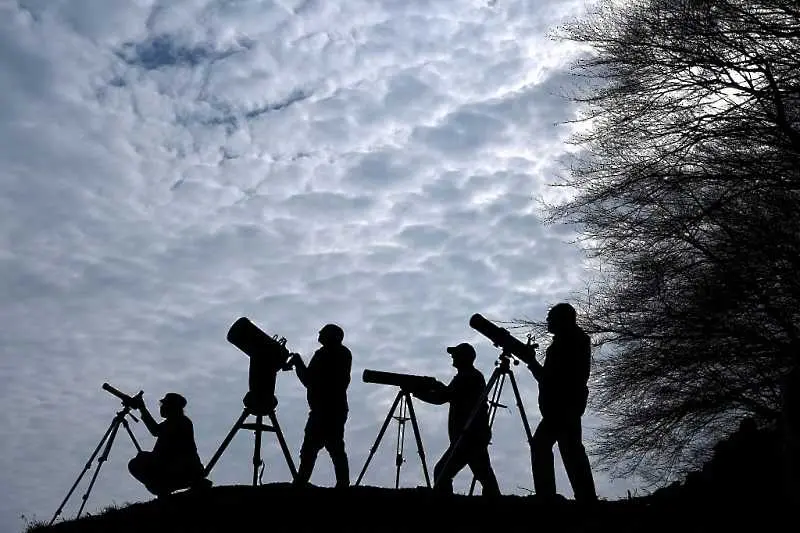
[541,0,800,484]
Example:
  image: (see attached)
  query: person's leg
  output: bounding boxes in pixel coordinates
[557,417,597,502]
[128,452,164,495]
[127,452,150,484]
[532,418,559,498]
[323,412,350,488]
[432,443,469,494]
[466,445,501,496]
[296,414,324,486]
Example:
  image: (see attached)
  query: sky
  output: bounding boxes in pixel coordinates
[0,0,641,530]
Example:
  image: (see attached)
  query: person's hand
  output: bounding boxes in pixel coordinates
[128,393,145,411]
[432,379,447,390]
[413,378,444,396]
[280,353,299,371]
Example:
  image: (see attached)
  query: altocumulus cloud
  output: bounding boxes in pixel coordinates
[0,0,639,529]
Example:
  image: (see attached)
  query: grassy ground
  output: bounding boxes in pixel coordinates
[26,482,787,533]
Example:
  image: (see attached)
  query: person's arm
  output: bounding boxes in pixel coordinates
[519,343,544,382]
[528,360,544,382]
[413,379,451,405]
[291,353,309,387]
[137,402,161,437]
[334,349,352,390]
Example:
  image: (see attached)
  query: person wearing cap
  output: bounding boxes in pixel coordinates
[288,323,352,488]
[526,302,597,502]
[127,392,207,496]
[413,342,501,496]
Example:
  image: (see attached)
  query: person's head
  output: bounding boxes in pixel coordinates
[446,342,476,371]
[318,323,344,346]
[159,392,187,419]
[546,302,577,335]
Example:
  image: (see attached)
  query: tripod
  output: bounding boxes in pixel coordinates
[355,388,431,488]
[203,394,297,486]
[50,404,142,525]
[434,349,534,494]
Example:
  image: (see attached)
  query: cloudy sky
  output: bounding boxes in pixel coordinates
[0,0,641,529]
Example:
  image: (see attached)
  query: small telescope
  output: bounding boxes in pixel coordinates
[102,382,143,409]
[469,313,538,365]
[362,370,439,393]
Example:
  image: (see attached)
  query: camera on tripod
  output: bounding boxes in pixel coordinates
[226,317,295,414]
[469,313,538,365]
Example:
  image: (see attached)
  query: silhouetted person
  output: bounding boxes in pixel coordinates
[413,343,501,496]
[290,323,352,488]
[527,303,597,502]
[127,392,206,497]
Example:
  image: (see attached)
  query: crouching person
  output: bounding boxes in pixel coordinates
[127,392,209,497]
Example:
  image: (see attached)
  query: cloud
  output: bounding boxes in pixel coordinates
[0,0,637,529]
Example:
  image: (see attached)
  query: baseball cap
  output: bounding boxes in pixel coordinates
[446,342,476,361]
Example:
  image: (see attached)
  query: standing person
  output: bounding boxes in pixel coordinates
[414,342,501,496]
[127,392,208,496]
[527,303,597,502]
[289,323,352,488]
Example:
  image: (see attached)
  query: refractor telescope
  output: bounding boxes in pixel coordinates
[469,313,538,365]
[102,382,143,409]
[362,369,439,393]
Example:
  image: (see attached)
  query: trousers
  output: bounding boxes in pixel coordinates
[433,440,500,496]
[532,415,597,501]
[295,410,350,487]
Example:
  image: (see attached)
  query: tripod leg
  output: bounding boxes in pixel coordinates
[267,411,298,480]
[49,417,117,525]
[506,369,536,487]
[434,368,501,489]
[506,371,535,443]
[355,390,403,487]
[469,372,507,495]
[404,393,431,488]
[253,415,264,487]
[120,417,142,453]
[76,418,122,519]
[394,395,408,489]
[269,411,297,481]
[204,408,250,478]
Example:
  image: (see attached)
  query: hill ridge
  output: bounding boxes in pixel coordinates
[29,482,787,533]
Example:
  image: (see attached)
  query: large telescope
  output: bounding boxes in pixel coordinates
[469,313,538,365]
[362,370,439,393]
[226,317,294,411]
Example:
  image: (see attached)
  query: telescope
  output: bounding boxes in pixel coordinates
[469,313,538,365]
[362,369,439,393]
[227,317,294,409]
[102,382,143,409]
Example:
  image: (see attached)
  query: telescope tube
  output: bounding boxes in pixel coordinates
[362,369,438,392]
[469,313,536,365]
[102,382,143,406]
